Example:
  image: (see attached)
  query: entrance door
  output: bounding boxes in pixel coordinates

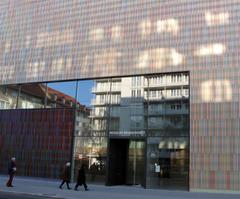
[108,139,129,185]
[107,139,145,186]
[126,140,145,186]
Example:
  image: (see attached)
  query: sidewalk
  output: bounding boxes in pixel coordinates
[0,176,239,199]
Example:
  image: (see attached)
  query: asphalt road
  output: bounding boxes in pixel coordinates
[0,191,63,199]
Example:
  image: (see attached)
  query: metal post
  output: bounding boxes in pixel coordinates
[107,78,112,134]
[75,81,79,109]
[133,141,137,185]
[143,76,150,188]
[187,72,190,191]
[70,80,79,182]
[106,78,112,185]
[44,83,48,108]
[16,84,22,109]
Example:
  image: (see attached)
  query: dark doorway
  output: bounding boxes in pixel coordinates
[107,139,145,186]
[108,139,129,185]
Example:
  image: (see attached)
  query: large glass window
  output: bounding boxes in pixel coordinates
[0,73,189,189]
[145,73,189,190]
[147,137,189,190]
[74,137,107,184]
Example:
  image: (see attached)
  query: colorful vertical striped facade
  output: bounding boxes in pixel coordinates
[0,109,74,178]
[0,0,239,192]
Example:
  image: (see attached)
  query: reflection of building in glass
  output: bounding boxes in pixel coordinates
[0,84,87,109]
[137,48,184,69]
[139,20,152,38]
[0,86,90,179]
[90,73,189,188]
[201,80,232,102]
[194,43,226,57]
[91,73,189,133]
[89,28,104,41]
[157,18,179,35]
[205,11,229,26]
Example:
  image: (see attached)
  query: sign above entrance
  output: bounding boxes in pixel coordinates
[109,131,146,138]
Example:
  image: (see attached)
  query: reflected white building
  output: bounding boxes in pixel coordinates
[90,73,189,134]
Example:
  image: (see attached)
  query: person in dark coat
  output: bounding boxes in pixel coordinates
[59,162,71,189]
[6,157,17,187]
[75,164,88,191]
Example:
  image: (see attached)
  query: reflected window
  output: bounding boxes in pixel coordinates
[36,30,74,48]
[138,50,149,68]
[205,11,229,26]
[27,62,45,78]
[137,48,184,69]
[111,26,122,41]
[201,80,232,102]
[139,20,151,37]
[52,58,64,75]
[0,66,14,82]
[93,49,121,69]
[66,58,72,69]
[131,89,142,98]
[130,116,143,129]
[194,43,226,56]
[89,28,104,41]
[25,35,31,47]
[157,18,179,36]
[4,41,11,53]
[171,49,184,66]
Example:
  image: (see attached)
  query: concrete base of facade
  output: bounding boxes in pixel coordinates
[190,189,240,195]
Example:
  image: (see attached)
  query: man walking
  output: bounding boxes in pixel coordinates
[59,162,71,190]
[6,157,17,187]
[75,164,88,191]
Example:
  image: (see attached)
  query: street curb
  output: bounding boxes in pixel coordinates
[0,190,65,199]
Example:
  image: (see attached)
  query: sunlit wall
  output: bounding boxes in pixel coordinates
[0,0,239,192]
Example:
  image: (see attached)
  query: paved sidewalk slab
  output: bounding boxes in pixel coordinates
[0,191,64,199]
[0,176,239,199]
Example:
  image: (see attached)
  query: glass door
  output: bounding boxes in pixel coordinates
[126,140,145,187]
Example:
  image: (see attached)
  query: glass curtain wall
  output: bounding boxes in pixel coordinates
[107,77,146,187]
[145,73,189,190]
[98,73,189,189]
[0,73,189,188]
[73,80,108,184]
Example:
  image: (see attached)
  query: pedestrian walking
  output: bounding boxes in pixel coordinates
[6,157,17,187]
[59,162,71,189]
[75,164,88,191]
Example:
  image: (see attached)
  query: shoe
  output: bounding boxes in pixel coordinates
[67,187,72,190]
[74,188,78,191]
[59,186,62,189]
[85,188,89,191]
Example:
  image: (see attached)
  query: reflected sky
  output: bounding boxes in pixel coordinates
[48,80,94,107]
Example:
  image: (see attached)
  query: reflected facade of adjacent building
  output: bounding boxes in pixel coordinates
[75,73,189,189]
